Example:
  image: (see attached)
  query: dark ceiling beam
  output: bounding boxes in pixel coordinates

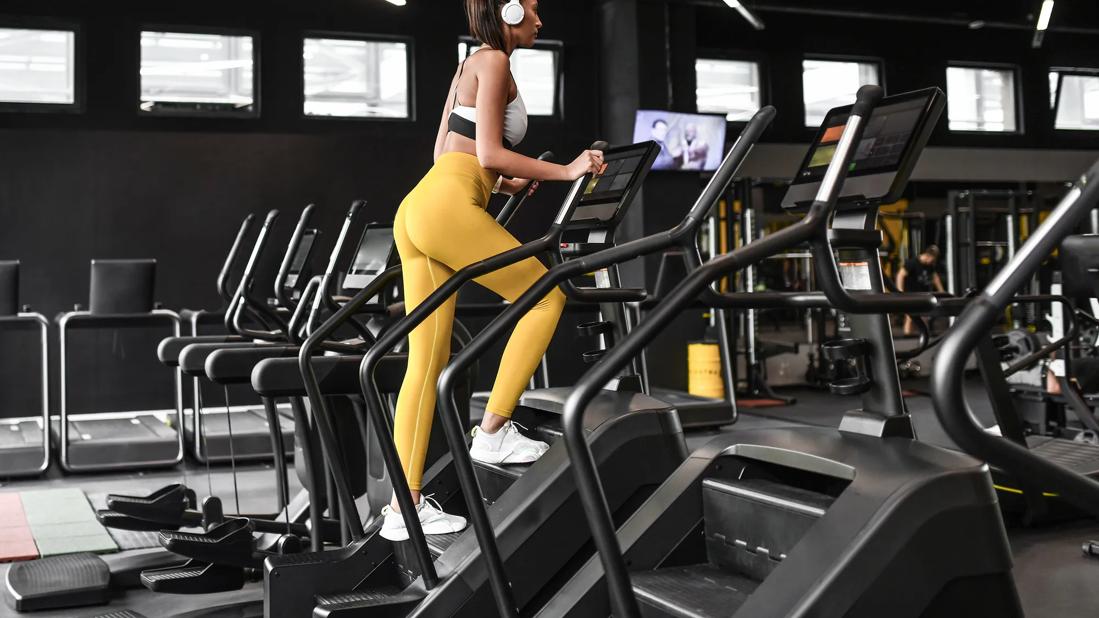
[666,0,1099,36]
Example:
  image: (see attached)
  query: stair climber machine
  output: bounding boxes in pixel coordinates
[260,120,769,618]
[537,86,1025,618]
[77,174,546,618]
[4,205,340,612]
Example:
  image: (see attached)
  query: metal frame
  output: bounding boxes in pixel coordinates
[0,312,50,477]
[57,309,184,472]
[301,31,417,122]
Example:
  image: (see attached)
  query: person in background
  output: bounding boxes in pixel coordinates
[895,245,944,336]
[650,118,683,169]
[680,122,710,170]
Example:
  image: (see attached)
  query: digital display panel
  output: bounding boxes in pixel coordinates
[797,94,929,183]
[350,226,394,276]
[289,231,316,275]
[570,142,657,223]
[632,110,727,171]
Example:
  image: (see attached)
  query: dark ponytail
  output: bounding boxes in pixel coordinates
[465,0,509,52]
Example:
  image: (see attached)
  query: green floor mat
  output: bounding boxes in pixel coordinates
[20,488,117,555]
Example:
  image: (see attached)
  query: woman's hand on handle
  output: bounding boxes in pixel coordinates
[566,150,605,181]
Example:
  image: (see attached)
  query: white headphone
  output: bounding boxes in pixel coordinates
[501,0,525,26]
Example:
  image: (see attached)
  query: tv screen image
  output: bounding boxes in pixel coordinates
[632,110,727,171]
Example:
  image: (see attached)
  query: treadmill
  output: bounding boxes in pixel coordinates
[539,86,1023,618]
[0,260,50,478]
[54,259,184,472]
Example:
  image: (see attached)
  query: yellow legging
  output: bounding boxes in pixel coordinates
[393,152,566,490]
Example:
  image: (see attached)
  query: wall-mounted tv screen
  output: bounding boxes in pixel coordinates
[632,110,727,172]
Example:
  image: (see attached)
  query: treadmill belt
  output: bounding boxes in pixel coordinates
[0,493,37,562]
[0,420,46,476]
[20,489,117,556]
[54,415,179,469]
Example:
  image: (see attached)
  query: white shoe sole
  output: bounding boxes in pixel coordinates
[379,519,468,542]
[469,446,545,465]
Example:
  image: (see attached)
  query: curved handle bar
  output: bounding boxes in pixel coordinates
[931,159,1099,519]
[494,151,554,226]
[217,214,255,304]
[274,204,316,310]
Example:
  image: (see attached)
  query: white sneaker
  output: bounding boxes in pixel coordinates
[379,495,467,542]
[469,421,550,465]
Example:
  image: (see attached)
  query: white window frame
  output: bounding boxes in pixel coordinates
[695,56,764,123]
[945,62,1022,134]
[801,55,883,128]
[0,22,81,113]
[138,27,260,118]
[302,32,415,122]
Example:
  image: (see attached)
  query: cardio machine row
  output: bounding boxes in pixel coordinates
[12,84,1099,618]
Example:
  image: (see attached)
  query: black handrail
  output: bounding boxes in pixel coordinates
[306,200,365,338]
[553,86,883,617]
[228,209,287,339]
[298,156,550,596]
[275,203,316,309]
[932,160,1099,517]
[218,214,255,305]
[428,108,775,617]
[232,207,316,341]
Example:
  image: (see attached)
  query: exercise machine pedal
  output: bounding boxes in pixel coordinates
[139,559,246,594]
[6,552,111,611]
[95,509,179,532]
[631,564,758,618]
[91,611,149,618]
[106,483,196,524]
[158,518,255,568]
[313,588,424,617]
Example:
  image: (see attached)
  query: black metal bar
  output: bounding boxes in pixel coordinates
[296,265,403,543]
[495,151,554,226]
[288,394,325,551]
[932,160,1099,518]
[275,205,315,309]
[262,396,290,511]
[218,214,255,304]
[1002,295,1078,377]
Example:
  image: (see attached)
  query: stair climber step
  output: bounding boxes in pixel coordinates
[313,587,424,618]
[473,460,531,504]
[107,484,196,523]
[702,477,832,581]
[632,564,759,618]
[158,518,255,567]
[96,509,180,532]
[5,552,112,611]
[91,611,149,618]
[139,559,245,594]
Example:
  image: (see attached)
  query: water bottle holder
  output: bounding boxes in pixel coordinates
[577,320,613,338]
[582,350,605,364]
[830,376,872,396]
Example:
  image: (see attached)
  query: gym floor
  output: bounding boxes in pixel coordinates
[2,376,1097,617]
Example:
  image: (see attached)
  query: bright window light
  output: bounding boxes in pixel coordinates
[696,58,761,121]
[459,40,559,117]
[140,31,255,114]
[802,58,879,127]
[304,37,409,118]
[946,65,1017,132]
[0,27,76,105]
[1050,70,1099,131]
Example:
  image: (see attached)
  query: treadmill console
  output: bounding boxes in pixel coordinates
[560,141,659,254]
[343,223,395,291]
[283,229,318,290]
[782,88,944,211]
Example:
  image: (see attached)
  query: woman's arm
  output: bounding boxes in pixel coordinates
[474,51,598,181]
[433,67,461,162]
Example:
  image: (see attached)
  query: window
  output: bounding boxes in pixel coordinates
[304,36,410,119]
[802,58,880,127]
[946,65,1018,132]
[140,30,256,115]
[0,27,76,107]
[459,39,559,117]
[1050,70,1099,131]
[695,58,761,122]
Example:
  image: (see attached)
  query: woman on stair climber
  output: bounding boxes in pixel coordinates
[380,0,606,541]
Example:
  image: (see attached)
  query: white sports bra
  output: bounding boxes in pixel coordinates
[447,58,528,149]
